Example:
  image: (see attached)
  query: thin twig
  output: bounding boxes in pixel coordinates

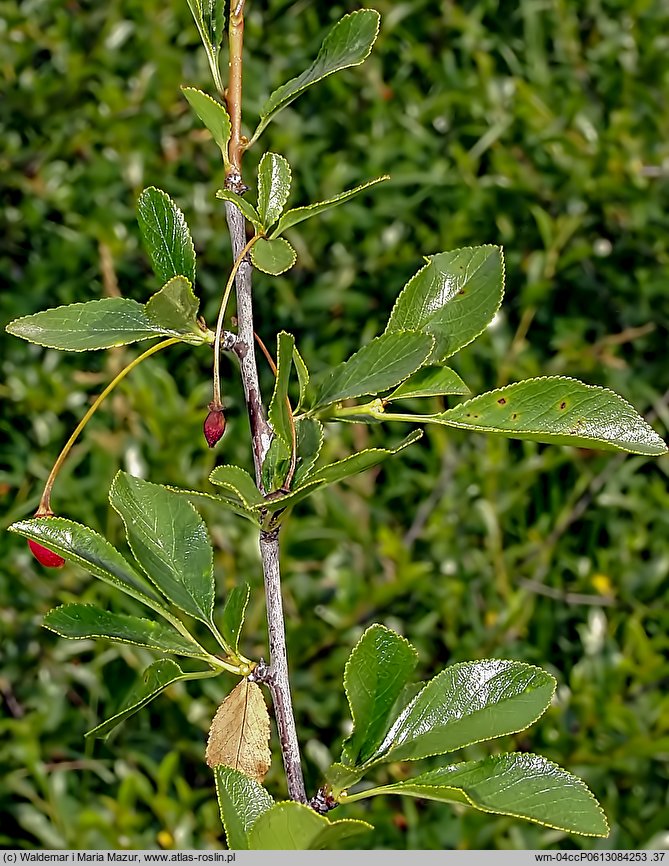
[212,234,259,408]
[226,0,247,180]
[223,0,306,804]
[255,532,306,802]
[224,202,272,483]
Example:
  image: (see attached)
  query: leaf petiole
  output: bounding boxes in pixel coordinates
[39,337,180,515]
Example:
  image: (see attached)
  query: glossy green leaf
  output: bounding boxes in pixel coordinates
[110,472,215,624]
[137,186,196,286]
[208,465,264,507]
[260,431,422,515]
[9,517,165,611]
[182,87,231,164]
[215,766,274,850]
[342,625,418,766]
[293,345,310,411]
[252,10,381,144]
[270,176,389,238]
[86,659,191,738]
[5,298,163,351]
[186,0,225,53]
[145,276,207,343]
[215,189,264,231]
[387,365,470,400]
[247,801,372,850]
[220,583,250,654]
[386,246,504,361]
[268,331,295,449]
[257,152,291,229]
[314,331,434,409]
[293,418,323,487]
[434,377,668,456]
[43,603,206,658]
[369,659,556,764]
[355,753,609,837]
[261,434,291,494]
[251,237,296,275]
[186,0,225,91]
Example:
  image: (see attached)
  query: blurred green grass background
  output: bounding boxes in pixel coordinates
[1,0,669,850]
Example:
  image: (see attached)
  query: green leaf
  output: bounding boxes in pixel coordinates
[261,434,291,494]
[260,431,422,515]
[182,86,231,164]
[208,466,264,508]
[270,176,389,238]
[137,187,196,286]
[186,0,225,54]
[186,0,226,92]
[110,473,215,624]
[43,603,206,658]
[5,298,164,351]
[215,189,264,231]
[314,331,434,410]
[386,245,504,361]
[293,345,310,411]
[220,584,250,654]
[369,659,556,764]
[145,276,206,344]
[342,625,418,767]
[214,766,274,851]
[86,659,191,738]
[252,10,381,144]
[247,801,372,850]
[434,377,668,456]
[293,418,323,487]
[9,517,165,611]
[257,152,292,229]
[387,366,470,400]
[355,753,609,837]
[251,237,296,275]
[268,331,295,449]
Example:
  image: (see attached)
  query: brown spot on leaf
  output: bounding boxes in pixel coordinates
[497,398,507,405]
[512,413,518,420]
[559,401,567,410]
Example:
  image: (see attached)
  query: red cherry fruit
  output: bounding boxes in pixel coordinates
[28,538,65,568]
[203,405,226,448]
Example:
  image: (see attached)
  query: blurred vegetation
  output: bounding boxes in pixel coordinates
[2,0,669,851]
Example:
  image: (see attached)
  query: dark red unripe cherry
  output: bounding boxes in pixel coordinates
[204,405,226,448]
[28,539,65,568]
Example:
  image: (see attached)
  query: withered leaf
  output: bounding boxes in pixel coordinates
[206,679,271,783]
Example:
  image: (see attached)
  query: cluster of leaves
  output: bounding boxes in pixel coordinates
[213,624,608,849]
[9,478,610,844]
[11,473,254,736]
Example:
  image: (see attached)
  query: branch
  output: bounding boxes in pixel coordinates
[253,532,307,803]
[223,201,272,482]
[223,0,306,804]
[226,0,247,183]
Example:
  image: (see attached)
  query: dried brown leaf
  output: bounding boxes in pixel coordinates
[205,679,271,782]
